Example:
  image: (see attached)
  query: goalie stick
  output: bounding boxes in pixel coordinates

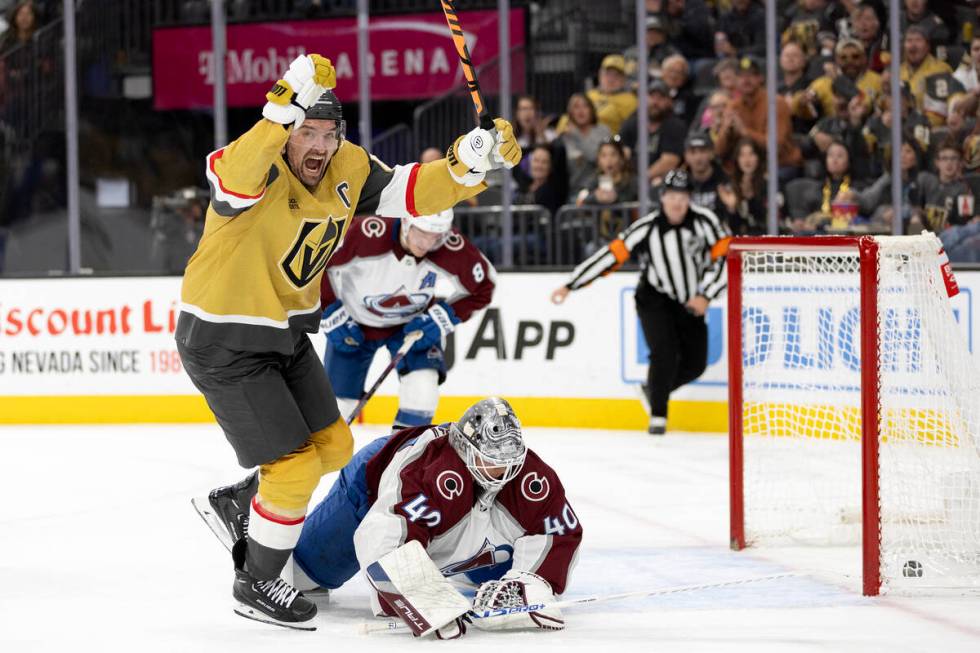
[358,572,799,634]
[346,329,424,424]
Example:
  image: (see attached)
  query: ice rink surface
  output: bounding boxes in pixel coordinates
[2,423,979,652]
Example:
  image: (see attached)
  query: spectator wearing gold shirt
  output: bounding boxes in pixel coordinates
[558,55,637,136]
[791,38,881,122]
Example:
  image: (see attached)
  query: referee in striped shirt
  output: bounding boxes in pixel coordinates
[551,168,730,434]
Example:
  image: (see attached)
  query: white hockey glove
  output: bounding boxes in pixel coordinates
[471,570,564,631]
[262,54,336,129]
[446,125,495,186]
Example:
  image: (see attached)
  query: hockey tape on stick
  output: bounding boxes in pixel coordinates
[346,330,424,425]
[358,571,800,634]
[439,0,494,132]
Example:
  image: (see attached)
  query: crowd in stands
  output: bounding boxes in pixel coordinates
[6,0,980,267]
[0,1,53,53]
[506,0,980,261]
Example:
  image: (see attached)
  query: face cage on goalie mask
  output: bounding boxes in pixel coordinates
[450,423,527,492]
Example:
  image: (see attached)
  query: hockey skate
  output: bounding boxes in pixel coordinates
[648,416,666,436]
[191,471,258,552]
[231,539,317,630]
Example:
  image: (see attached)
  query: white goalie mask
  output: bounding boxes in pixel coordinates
[449,397,527,492]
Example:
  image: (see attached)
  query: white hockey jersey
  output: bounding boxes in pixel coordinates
[353,425,582,595]
[321,216,495,338]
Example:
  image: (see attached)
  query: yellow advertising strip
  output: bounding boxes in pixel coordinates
[0,395,729,432]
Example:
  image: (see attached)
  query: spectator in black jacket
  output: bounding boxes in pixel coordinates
[715,0,766,59]
[684,131,733,225]
[661,55,699,128]
[655,0,715,62]
[514,144,566,218]
[619,79,687,185]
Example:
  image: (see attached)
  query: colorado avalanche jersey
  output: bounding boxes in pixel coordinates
[354,425,582,595]
[321,216,495,339]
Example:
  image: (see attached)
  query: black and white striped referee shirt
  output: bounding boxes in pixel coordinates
[566,204,730,304]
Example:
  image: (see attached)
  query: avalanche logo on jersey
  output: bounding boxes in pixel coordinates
[363,285,433,318]
[280,216,347,289]
[439,538,514,582]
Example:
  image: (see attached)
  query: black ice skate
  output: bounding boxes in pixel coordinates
[648,416,666,436]
[231,539,317,630]
[191,471,258,552]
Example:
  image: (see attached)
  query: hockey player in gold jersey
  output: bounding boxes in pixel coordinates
[177,53,521,630]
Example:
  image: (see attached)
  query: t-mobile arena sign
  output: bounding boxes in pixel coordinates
[152,9,525,110]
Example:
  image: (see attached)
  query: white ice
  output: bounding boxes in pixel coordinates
[2,424,978,652]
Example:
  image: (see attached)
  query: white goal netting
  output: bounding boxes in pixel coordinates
[739,234,980,592]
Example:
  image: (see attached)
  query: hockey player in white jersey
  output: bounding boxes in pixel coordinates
[320,209,495,426]
[288,397,582,637]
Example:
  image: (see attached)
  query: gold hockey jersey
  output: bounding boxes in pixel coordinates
[177,119,485,354]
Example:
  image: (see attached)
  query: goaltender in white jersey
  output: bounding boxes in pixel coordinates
[320,209,495,427]
[289,397,583,638]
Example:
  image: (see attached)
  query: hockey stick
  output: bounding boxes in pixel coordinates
[358,571,799,634]
[439,0,494,132]
[346,330,424,425]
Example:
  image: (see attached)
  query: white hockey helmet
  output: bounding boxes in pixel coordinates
[401,208,454,253]
[409,208,454,234]
[449,397,527,492]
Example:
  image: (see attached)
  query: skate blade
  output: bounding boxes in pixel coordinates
[233,604,316,631]
[191,496,233,552]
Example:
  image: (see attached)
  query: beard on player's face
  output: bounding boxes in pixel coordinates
[285,120,341,188]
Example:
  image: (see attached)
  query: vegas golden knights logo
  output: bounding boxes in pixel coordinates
[280,216,347,289]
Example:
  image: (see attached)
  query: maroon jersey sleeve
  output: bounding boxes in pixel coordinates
[361,429,475,553]
[497,450,583,594]
[428,231,496,322]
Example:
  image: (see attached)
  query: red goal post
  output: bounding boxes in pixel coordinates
[726,234,980,596]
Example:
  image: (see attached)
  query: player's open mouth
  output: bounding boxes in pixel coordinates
[304,156,324,175]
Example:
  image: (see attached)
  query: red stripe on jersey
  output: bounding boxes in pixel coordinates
[405,163,421,217]
[208,149,266,200]
[251,496,305,526]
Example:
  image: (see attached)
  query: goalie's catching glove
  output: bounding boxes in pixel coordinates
[471,570,564,631]
[263,54,336,129]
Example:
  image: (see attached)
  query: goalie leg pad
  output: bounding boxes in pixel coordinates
[364,540,470,637]
[472,570,565,631]
[395,369,439,427]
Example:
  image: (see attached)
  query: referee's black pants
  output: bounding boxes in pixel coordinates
[635,281,708,419]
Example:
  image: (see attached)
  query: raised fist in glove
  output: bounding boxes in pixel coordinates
[322,301,364,353]
[471,570,564,631]
[489,118,521,169]
[402,301,459,352]
[263,54,336,129]
[446,125,495,186]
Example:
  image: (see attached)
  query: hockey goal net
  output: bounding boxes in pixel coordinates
[727,234,980,595]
